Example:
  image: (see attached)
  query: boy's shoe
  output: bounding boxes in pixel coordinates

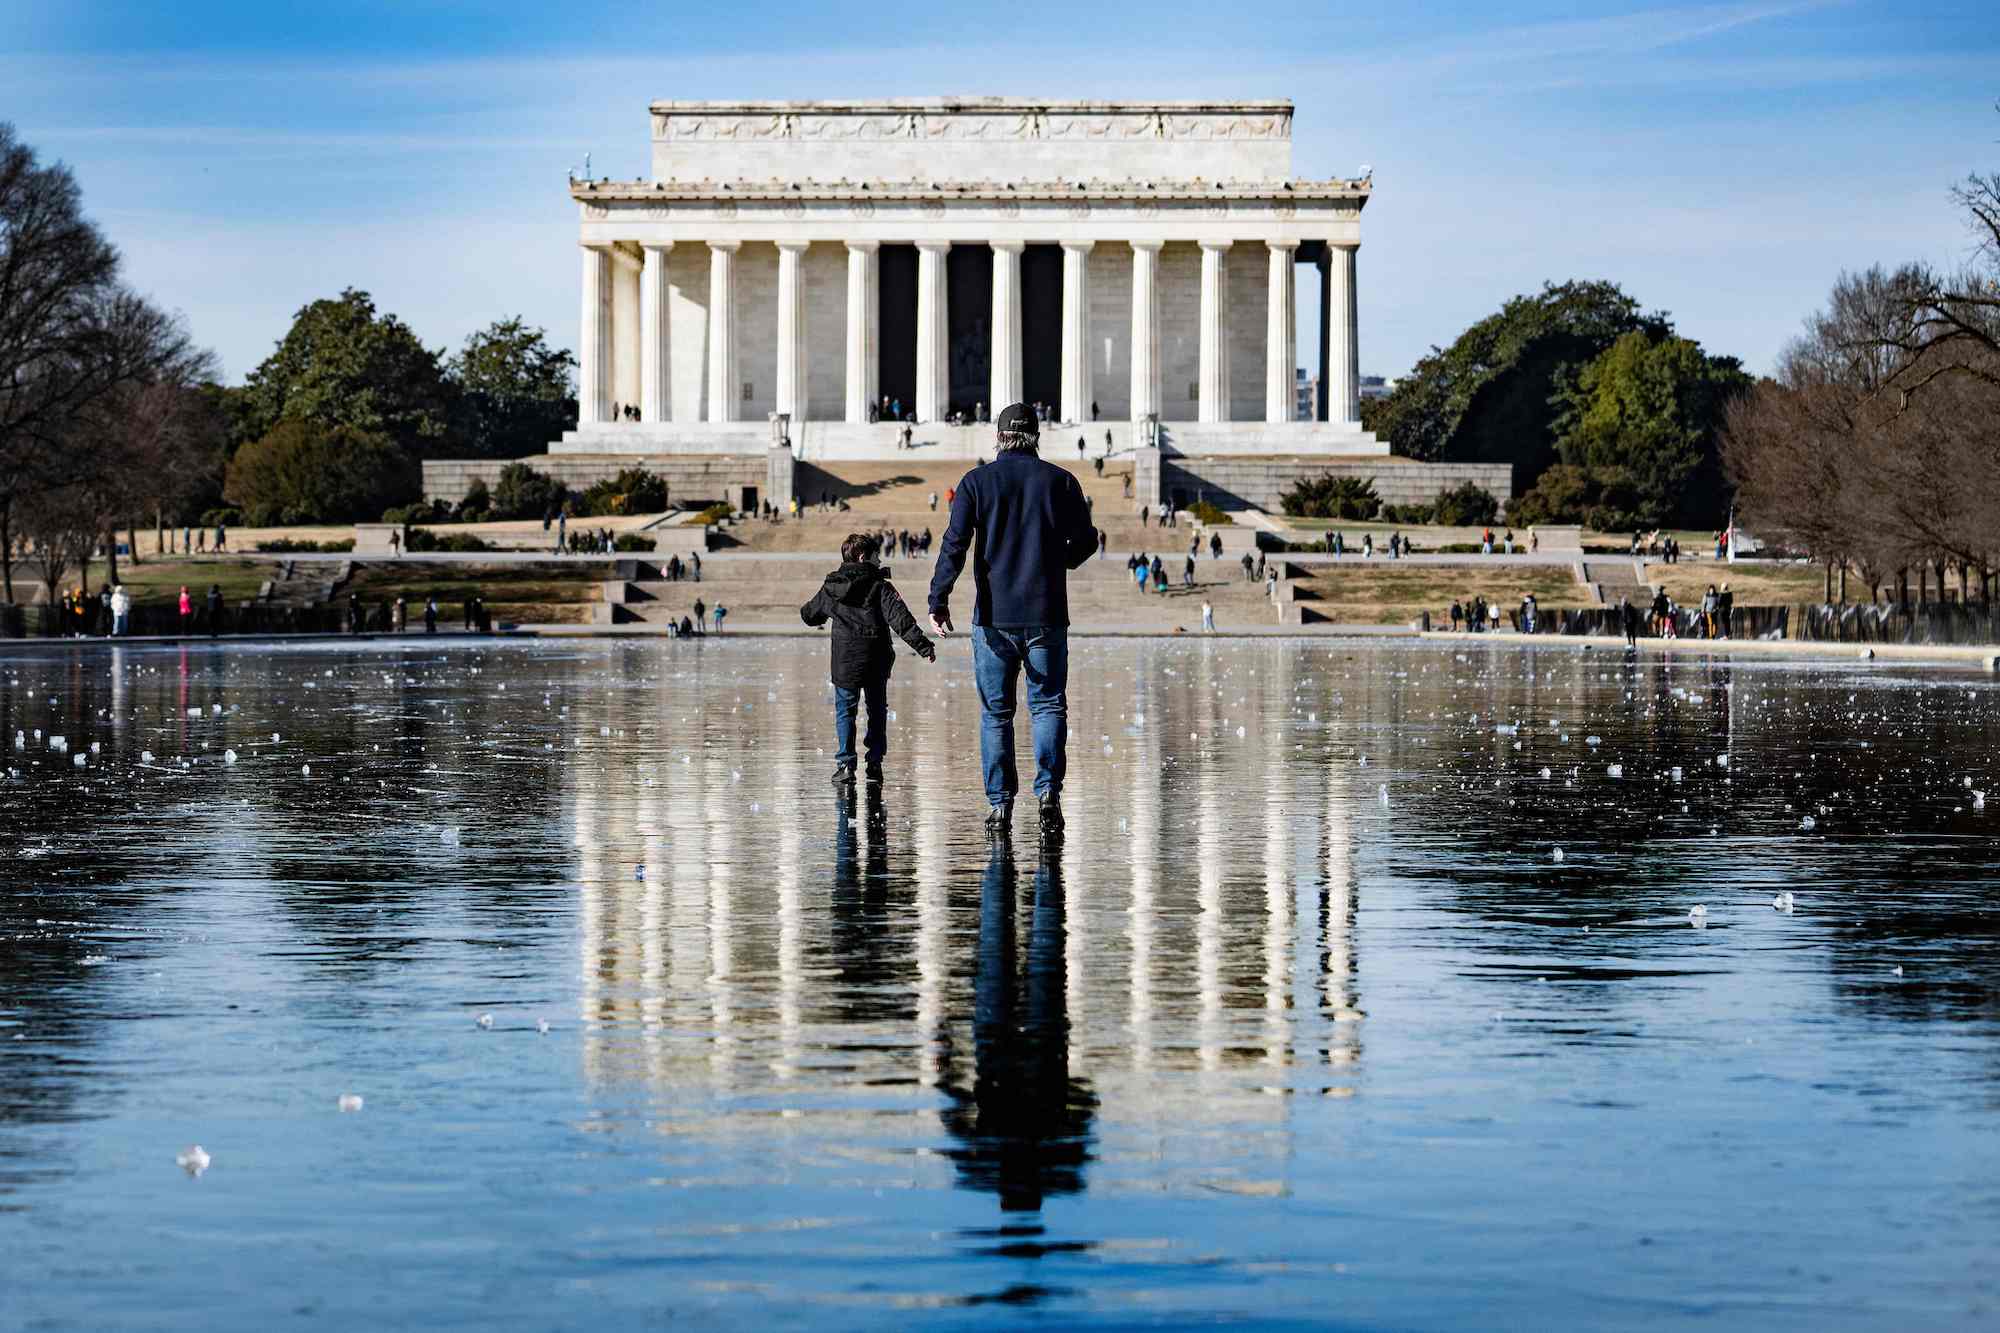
[1037,793,1065,833]
[864,764,884,785]
[983,802,1013,834]
[831,765,856,786]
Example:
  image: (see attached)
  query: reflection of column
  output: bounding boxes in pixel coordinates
[1261,654,1294,1068]
[1322,765,1359,1069]
[844,241,879,422]
[578,244,612,424]
[1327,242,1359,424]
[1197,240,1232,423]
[1265,241,1298,423]
[1197,660,1224,1072]
[1128,241,1162,423]
[915,241,951,422]
[639,243,672,422]
[989,242,1024,413]
[706,242,740,423]
[775,241,808,423]
[1129,663,1160,1075]
[1060,241,1094,424]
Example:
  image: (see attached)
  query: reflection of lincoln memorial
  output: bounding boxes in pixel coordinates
[572,646,1363,1181]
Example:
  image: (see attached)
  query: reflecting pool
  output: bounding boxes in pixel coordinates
[3,637,1997,1329]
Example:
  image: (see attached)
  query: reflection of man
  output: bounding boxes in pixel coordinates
[928,403,1097,834]
[937,834,1095,1212]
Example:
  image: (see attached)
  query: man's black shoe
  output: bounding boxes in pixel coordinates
[865,764,884,785]
[832,765,855,786]
[984,802,1013,834]
[1038,794,1064,832]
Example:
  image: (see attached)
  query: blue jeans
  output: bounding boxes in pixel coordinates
[833,679,887,770]
[971,625,1068,807]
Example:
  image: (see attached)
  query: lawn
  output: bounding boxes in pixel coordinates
[1291,563,1582,624]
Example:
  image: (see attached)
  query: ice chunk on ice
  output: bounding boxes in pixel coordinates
[176,1145,211,1177]
[337,1094,364,1113]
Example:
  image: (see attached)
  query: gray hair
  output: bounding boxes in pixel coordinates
[995,429,1040,454]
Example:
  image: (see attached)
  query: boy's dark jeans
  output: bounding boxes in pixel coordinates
[833,680,888,771]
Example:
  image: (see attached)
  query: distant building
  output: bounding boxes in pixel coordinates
[1359,375,1391,401]
[1295,367,1320,422]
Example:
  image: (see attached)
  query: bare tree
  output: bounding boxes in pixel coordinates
[0,125,217,605]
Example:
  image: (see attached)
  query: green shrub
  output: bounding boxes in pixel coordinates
[223,421,418,525]
[1279,474,1379,520]
[490,462,567,522]
[1430,481,1500,527]
[613,533,656,553]
[253,538,355,554]
[457,479,492,522]
[1378,502,1434,525]
[382,500,451,526]
[1185,499,1233,526]
[403,529,491,553]
[1509,463,1642,532]
[692,502,733,525]
[575,467,670,518]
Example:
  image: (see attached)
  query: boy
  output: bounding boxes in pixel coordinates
[801,533,936,786]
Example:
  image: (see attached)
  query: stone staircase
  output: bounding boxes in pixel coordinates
[595,552,1283,631]
[1578,558,1651,606]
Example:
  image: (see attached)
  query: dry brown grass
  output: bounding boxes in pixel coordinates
[1292,563,1582,624]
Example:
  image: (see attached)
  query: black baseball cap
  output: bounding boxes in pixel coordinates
[995,402,1038,436]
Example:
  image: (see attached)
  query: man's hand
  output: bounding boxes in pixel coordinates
[929,609,953,636]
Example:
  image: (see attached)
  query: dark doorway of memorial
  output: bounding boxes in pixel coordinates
[946,245,990,420]
[1021,244,1061,415]
[878,243,917,421]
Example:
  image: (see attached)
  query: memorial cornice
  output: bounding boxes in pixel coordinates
[572,178,1370,205]
[646,99,1296,144]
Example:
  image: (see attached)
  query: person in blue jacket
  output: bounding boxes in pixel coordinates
[928,402,1098,835]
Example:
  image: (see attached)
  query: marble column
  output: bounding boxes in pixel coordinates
[706,241,739,424]
[578,244,612,425]
[1265,240,1298,423]
[1328,242,1359,425]
[1060,240,1094,424]
[989,241,1024,414]
[915,241,950,422]
[639,243,672,423]
[1129,241,1162,423]
[844,241,879,424]
[1198,240,1232,424]
[775,241,809,423]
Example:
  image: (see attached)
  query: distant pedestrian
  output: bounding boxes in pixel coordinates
[424,597,438,634]
[1183,554,1195,588]
[178,585,193,633]
[395,596,407,632]
[205,585,223,636]
[1201,600,1214,633]
[691,551,702,582]
[1078,435,1086,458]
[928,491,938,512]
[109,583,130,637]
[713,603,726,633]
[1240,552,1254,581]
[215,522,227,551]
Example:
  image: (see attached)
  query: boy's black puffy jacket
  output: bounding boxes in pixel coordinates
[800,563,935,687]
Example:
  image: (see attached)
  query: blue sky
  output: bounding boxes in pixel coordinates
[6,0,1994,383]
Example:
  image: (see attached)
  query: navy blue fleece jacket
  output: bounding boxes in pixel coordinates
[928,452,1098,628]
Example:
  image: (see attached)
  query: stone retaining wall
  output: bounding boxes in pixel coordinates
[1163,458,1514,515]
[423,453,785,513]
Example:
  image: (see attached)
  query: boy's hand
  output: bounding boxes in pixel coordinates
[929,610,953,636]
[920,645,937,663]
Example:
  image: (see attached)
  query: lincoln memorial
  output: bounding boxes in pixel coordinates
[423,98,1514,513]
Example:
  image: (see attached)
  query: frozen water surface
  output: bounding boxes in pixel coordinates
[2,637,1997,1330]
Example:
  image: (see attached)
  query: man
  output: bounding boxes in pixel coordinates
[929,402,1097,835]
